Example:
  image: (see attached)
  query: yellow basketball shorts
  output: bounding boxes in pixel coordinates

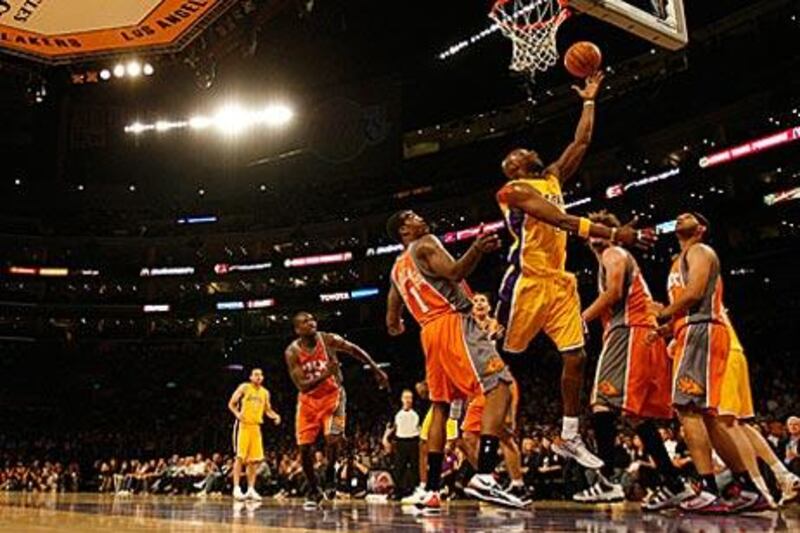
[420,406,459,442]
[718,348,755,419]
[497,270,584,354]
[233,422,264,463]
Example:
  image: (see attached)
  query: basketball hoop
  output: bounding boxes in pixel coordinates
[490,0,571,80]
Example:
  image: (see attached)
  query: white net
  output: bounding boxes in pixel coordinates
[490,0,570,79]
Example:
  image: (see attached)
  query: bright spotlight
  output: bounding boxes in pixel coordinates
[155,120,171,132]
[113,64,125,78]
[143,63,155,76]
[189,116,212,130]
[99,69,111,81]
[126,61,142,77]
[259,104,293,126]
[126,122,147,134]
[214,104,249,135]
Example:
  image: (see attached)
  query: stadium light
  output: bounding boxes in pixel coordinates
[143,63,155,76]
[125,102,294,136]
[126,61,142,77]
[215,104,249,135]
[99,69,111,81]
[259,104,293,126]
[113,64,125,78]
[189,116,212,130]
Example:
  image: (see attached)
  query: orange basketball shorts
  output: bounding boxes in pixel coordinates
[420,312,512,404]
[672,321,730,413]
[295,388,346,446]
[591,326,673,419]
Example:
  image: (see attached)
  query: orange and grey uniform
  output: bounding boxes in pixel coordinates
[390,237,513,403]
[462,377,520,435]
[667,245,730,412]
[590,247,672,419]
[495,174,584,354]
[293,335,346,446]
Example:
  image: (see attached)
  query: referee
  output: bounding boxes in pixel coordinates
[385,389,420,498]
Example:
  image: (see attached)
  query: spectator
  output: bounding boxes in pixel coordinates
[785,416,800,475]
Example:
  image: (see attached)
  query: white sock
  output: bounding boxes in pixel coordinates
[752,475,774,502]
[562,416,579,440]
[510,479,524,488]
[770,460,791,479]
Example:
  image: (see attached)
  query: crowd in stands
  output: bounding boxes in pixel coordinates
[3,408,799,500]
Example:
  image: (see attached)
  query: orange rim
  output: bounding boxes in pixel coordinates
[490,0,571,32]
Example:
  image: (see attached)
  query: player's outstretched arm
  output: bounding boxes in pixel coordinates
[263,389,281,425]
[582,247,626,323]
[416,232,500,282]
[386,284,406,336]
[654,244,715,322]
[228,384,246,421]
[546,71,603,184]
[285,346,338,393]
[497,182,655,248]
[325,333,389,390]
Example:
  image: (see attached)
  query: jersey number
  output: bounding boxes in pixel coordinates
[406,283,430,313]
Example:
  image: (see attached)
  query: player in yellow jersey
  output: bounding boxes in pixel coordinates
[228,368,281,501]
[721,310,800,505]
[494,71,653,467]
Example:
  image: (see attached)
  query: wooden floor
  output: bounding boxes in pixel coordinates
[0,492,797,532]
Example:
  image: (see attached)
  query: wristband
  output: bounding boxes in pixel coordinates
[578,217,591,239]
[583,100,595,107]
[610,227,618,243]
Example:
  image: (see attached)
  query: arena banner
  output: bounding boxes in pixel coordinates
[0,0,236,64]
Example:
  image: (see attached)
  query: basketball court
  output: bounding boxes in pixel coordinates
[1,493,797,531]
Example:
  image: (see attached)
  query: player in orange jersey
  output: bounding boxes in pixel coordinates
[651,213,774,512]
[386,210,526,511]
[457,294,528,503]
[574,211,692,507]
[471,292,504,340]
[285,312,388,509]
[494,73,654,468]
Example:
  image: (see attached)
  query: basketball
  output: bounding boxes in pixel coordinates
[564,41,603,78]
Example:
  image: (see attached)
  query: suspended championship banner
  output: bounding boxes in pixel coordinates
[0,0,236,64]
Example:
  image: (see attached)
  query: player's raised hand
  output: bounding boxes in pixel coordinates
[373,367,390,391]
[474,226,501,253]
[614,216,657,250]
[572,70,605,101]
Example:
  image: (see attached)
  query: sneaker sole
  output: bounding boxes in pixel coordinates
[464,487,529,509]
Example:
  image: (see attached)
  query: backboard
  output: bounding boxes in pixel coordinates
[567,0,688,50]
